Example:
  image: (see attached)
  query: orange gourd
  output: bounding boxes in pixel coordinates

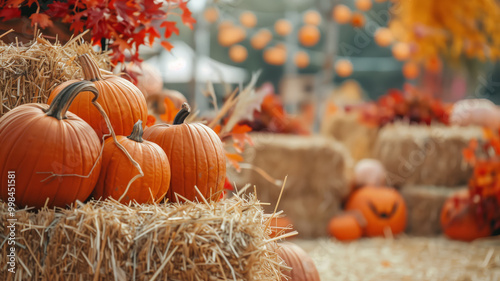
[328,213,364,241]
[143,103,226,202]
[0,81,102,208]
[48,54,148,139]
[440,190,492,241]
[93,120,170,204]
[346,186,407,237]
[275,242,321,281]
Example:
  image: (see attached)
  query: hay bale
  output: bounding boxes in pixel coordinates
[0,32,111,118]
[320,111,379,161]
[233,133,352,238]
[401,185,465,236]
[372,123,482,187]
[0,194,287,280]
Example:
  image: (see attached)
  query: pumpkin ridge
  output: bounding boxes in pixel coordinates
[14,115,54,205]
[198,124,224,194]
[144,142,159,201]
[195,124,216,198]
[183,124,198,200]
[164,126,176,199]
[191,124,211,198]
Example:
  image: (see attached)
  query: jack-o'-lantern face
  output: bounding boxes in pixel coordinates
[346,186,407,237]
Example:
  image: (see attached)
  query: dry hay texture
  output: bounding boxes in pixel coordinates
[373,123,483,187]
[295,237,500,281]
[401,185,464,236]
[231,133,352,238]
[0,194,286,281]
[320,111,379,162]
[0,32,111,118]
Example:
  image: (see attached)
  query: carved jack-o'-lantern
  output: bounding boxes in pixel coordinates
[346,186,407,237]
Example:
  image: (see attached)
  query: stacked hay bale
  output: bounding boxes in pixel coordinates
[0,195,286,280]
[372,123,483,236]
[232,133,352,238]
[0,33,111,118]
[321,112,378,162]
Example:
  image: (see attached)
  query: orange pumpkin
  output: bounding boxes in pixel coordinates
[275,242,321,281]
[328,212,364,241]
[93,120,170,204]
[269,216,295,238]
[440,190,492,241]
[143,103,226,202]
[346,186,407,237]
[0,81,102,208]
[134,62,163,98]
[48,54,148,139]
[146,89,187,116]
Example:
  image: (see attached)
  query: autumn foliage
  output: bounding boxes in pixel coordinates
[0,0,196,64]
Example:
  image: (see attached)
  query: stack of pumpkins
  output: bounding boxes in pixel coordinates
[0,54,226,208]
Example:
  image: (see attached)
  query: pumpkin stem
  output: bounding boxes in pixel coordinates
[173,102,191,125]
[127,120,144,142]
[45,81,98,120]
[78,54,104,82]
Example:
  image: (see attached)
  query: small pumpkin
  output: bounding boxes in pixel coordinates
[328,212,365,241]
[0,81,102,208]
[440,189,492,241]
[48,54,148,139]
[92,120,171,204]
[346,186,407,237]
[274,242,321,281]
[143,103,226,202]
[146,89,188,116]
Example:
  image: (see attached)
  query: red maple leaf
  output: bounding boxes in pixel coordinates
[0,7,21,21]
[30,13,53,29]
[160,21,179,38]
[161,40,174,51]
[46,2,71,17]
[178,1,196,29]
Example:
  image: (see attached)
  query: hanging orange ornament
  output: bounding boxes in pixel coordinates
[203,7,218,23]
[218,26,246,47]
[350,12,365,28]
[392,42,410,61]
[264,47,287,65]
[251,29,272,50]
[402,61,420,79]
[335,59,353,77]
[298,24,320,47]
[218,20,233,30]
[355,0,372,11]
[374,28,393,47]
[303,10,322,26]
[333,4,352,24]
[229,45,248,63]
[239,11,257,28]
[275,19,293,36]
[294,51,310,68]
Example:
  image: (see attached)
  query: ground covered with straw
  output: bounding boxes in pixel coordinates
[295,236,500,281]
[0,194,287,281]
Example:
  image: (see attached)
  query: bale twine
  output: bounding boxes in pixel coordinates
[233,133,352,238]
[0,193,288,280]
[0,31,111,118]
[372,123,483,187]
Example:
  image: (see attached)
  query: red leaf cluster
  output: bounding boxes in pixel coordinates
[463,128,500,232]
[0,0,196,65]
[349,84,451,127]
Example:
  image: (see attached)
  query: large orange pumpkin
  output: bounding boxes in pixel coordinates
[440,190,492,241]
[48,54,148,139]
[143,103,226,202]
[328,212,364,241]
[93,120,170,204]
[275,242,321,281]
[346,186,407,237]
[0,81,102,208]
